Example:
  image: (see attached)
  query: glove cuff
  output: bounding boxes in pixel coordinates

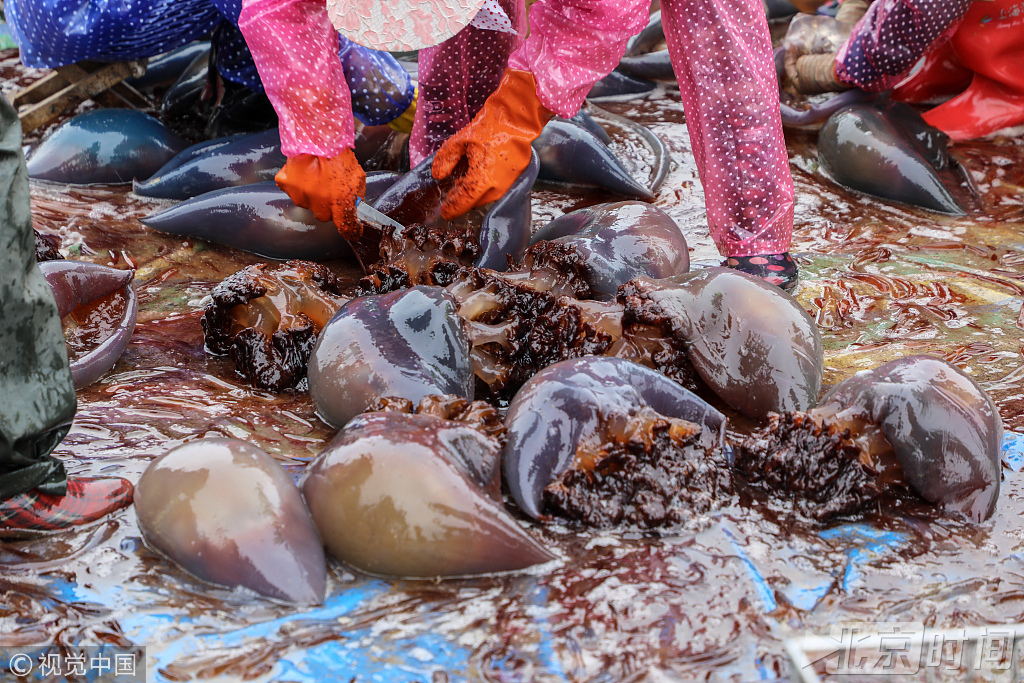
[795,53,849,94]
[491,69,555,137]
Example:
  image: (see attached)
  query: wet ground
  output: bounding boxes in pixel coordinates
[2,47,1024,682]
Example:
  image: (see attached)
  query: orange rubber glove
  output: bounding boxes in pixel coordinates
[275,149,366,240]
[432,69,553,220]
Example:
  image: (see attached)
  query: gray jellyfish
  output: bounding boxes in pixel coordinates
[136,438,327,604]
[302,411,554,577]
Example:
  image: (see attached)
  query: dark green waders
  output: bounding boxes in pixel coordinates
[0,93,76,501]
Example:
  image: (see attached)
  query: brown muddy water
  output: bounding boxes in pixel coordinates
[2,47,1024,683]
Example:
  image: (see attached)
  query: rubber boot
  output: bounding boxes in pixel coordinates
[0,93,134,539]
[923,0,1024,140]
[723,253,799,292]
[0,478,134,538]
[892,39,973,104]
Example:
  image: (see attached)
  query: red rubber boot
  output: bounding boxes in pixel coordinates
[892,38,973,104]
[0,477,134,538]
[923,1,1024,140]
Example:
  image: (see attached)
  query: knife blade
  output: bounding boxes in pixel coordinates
[355,197,406,233]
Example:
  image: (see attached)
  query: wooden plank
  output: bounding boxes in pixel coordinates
[10,72,69,106]
[18,81,87,133]
[17,61,148,133]
[54,61,133,99]
[93,89,127,109]
[53,63,92,81]
[109,81,153,109]
[57,62,152,109]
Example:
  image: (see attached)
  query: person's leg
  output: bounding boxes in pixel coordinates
[207,0,264,92]
[409,0,525,166]
[5,0,220,67]
[661,0,797,290]
[337,39,416,128]
[207,0,415,136]
[0,94,132,536]
[923,0,1024,140]
[892,39,973,105]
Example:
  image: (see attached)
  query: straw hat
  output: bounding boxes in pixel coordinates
[325,0,516,51]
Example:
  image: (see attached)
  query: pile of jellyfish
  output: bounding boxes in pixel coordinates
[139,193,1002,604]
[27,90,1002,606]
[137,331,1001,603]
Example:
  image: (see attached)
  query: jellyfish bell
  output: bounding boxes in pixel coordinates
[26,110,188,185]
[135,438,327,604]
[307,286,473,429]
[301,411,554,578]
[814,356,1002,522]
[502,356,730,526]
[735,356,1003,523]
[619,268,824,420]
[818,102,973,215]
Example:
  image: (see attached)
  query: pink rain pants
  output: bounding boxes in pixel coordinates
[239,0,794,257]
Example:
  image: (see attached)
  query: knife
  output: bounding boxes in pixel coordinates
[354,197,406,233]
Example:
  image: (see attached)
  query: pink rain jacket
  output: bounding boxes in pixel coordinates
[836,0,972,92]
[239,0,793,257]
